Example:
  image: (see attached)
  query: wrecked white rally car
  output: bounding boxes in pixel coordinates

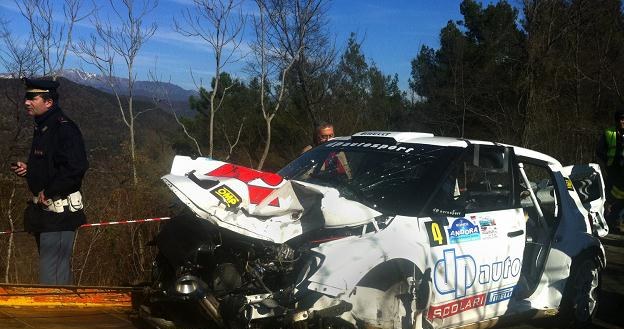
[139,131,609,329]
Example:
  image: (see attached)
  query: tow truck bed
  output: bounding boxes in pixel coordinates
[0,284,138,329]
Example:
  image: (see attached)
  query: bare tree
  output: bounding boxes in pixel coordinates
[75,0,158,185]
[174,0,245,158]
[14,0,92,78]
[148,65,203,156]
[222,122,244,161]
[265,0,335,129]
[0,18,40,77]
[0,18,40,283]
[249,0,301,169]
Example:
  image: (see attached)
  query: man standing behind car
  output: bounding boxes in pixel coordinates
[301,122,335,154]
[597,109,624,232]
[11,78,88,285]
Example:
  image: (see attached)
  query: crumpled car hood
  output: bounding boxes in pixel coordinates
[162,156,381,243]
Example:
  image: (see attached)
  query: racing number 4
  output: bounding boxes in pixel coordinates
[426,221,448,247]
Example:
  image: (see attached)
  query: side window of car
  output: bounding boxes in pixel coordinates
[429,146,513,215]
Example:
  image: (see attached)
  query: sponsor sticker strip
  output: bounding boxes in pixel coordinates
[427,293,486,320]
[325,141,415,153]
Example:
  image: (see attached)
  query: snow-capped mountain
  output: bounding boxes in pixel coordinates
[58,69,198,103]
[0,69,197,103]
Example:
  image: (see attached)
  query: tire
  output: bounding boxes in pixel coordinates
[559,254,601,328]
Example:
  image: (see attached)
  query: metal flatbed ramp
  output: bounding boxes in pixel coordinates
[0,284,139,329]
[0,307,135,329]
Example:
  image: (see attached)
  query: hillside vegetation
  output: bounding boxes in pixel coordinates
[0,0,623,285]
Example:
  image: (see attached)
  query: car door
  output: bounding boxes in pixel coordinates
[423,145,526,328]
[562,163,609,237]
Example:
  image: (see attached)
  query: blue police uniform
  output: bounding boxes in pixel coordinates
[22,78,88,285]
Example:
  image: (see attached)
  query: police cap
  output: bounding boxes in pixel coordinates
[23,78,59,94]
[615,109,624,121]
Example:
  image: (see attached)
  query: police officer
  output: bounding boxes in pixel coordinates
[597,109,624,232]
[10,78,88,285]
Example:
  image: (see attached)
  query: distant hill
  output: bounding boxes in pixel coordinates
[58,69,198,104]
[0,77,178,173]
[0,69,198,117]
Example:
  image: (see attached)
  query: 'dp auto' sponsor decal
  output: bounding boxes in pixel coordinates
[434,249,521,299]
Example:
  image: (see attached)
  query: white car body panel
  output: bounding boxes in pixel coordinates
[562,163,609,237]
[157,131,607,329]
[163,156,381,243]
[306,216,429,296]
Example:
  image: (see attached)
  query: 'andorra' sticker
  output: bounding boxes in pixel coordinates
[448,217,481,244]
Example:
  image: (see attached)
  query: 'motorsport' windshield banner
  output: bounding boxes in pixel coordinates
[324,141,415,154]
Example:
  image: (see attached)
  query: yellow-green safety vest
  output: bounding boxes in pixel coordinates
[605,127,617,166]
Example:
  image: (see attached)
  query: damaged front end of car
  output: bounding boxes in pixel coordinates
[141,213,327,329]
[138,156,389,329]
[139,140,451,329]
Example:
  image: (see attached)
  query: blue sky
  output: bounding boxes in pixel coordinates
[0,0,491,91]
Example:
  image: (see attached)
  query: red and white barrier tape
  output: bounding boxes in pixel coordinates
[0,216,170,235]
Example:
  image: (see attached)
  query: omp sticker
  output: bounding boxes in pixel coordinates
[477,216,498,240]
[486,286,515,305]
[210,185,242,209]
[426,221,448,247]
[325,141,414,154]
[207,164,283,206]
[565,177,574,191]
[427,293,486,320]
[448,217,480,243]
[434,249,522,298]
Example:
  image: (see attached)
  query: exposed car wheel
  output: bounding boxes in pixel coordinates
[350,279,419,329]
[352,260,423,329]
[560,254,601,328]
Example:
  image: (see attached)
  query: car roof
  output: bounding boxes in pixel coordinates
[340,131,561,167]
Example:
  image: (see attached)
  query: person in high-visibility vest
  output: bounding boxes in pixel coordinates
[596,109,624,232]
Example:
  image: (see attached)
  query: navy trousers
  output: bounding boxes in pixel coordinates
[36,231,75,285]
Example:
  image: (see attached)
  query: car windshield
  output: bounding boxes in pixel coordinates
[279,141,462,216]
